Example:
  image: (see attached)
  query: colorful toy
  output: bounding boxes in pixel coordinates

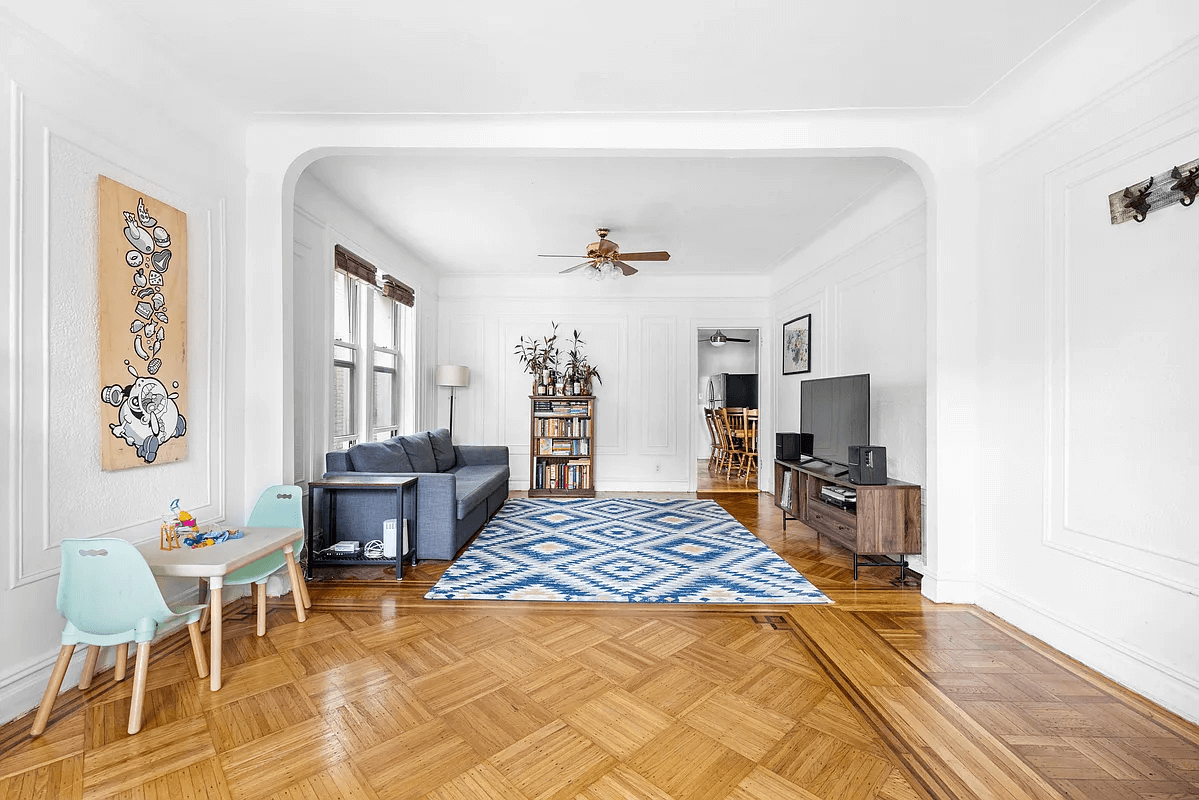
[182,530,244,549]
[160,498,198,551]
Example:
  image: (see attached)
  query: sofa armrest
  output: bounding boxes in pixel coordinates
[453,445,510,467]
[326,451,351,472]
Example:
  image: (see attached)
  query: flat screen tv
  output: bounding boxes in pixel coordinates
[799,373,870,468]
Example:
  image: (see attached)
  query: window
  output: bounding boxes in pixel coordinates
[330,250,416,451]
[372,291,400,441]
[331,271,358,450]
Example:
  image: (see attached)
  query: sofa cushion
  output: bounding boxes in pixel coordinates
[428,428,456,472]
[347,440,412,473]
[451,465,510,520]
[397,432,438,473]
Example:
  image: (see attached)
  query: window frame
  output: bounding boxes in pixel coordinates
[331,271,359,451]
[371,290,401,441]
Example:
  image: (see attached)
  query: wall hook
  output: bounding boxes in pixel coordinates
[1170,165,1199,207]
[1122,177,1154,223]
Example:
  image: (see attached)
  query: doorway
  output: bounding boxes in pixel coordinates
[697,328,760,492]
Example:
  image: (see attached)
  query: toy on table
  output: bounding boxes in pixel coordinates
[182,529,245,549]
[159,498,205,550]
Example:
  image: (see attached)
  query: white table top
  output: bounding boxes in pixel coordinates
[138,526,303,578]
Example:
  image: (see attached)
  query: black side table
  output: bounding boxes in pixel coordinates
[305,475,418,582]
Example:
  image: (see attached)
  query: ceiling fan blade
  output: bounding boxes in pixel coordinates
[539,254,591,258]
[559,261,594,274]
[725,337,751,342]
[615,260,638,276]
[617,251,670,261]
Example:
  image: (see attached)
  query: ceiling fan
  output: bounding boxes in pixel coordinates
[539,228,670,280]
[701,330,752,348]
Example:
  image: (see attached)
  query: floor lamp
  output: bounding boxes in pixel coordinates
[435,365,470,439]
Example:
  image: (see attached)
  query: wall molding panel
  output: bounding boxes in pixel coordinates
[1040,101,1199,595]
[9,89,229,589]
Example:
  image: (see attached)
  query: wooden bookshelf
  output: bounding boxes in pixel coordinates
[529,396,595,498]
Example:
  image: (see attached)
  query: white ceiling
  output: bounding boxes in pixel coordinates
[11,0,1101,114]
[304,154,902,275]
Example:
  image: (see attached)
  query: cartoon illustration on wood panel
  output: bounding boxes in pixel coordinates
[98,176,188,469]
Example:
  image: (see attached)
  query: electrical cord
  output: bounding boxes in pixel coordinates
[364,539,386,559]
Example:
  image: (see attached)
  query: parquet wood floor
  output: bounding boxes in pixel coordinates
[1,492,1196,800]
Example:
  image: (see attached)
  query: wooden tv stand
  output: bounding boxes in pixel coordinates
[774,459,922,581]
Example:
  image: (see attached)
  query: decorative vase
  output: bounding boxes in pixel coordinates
[573,381,582,395]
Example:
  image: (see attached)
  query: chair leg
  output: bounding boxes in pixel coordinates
[297,564,312,610]
[187,621,209,679]
[256,582,267,636]
[31,645,75,737]
[127,641,151,735]
[283,549,307,623]
[114,643,128,682]
[78,645,101,690]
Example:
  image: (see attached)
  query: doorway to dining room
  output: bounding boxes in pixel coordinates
[697,328,760,492]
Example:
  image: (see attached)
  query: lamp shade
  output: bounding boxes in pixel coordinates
[435,365,470,387]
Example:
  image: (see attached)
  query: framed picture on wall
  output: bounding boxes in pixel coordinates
[782,314,811,375]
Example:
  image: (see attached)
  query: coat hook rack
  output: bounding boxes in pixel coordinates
[1109,157,1199,224]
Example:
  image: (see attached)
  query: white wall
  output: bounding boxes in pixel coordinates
[696,330,760,458]
[437,274,767,491]
[972,0,1199,722]
[0,16,247,722]
[767,168,928,559]
[291,172,440,488]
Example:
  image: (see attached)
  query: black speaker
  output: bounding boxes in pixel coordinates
[776,433,800,461]
[848,445,887,485]
[776,433,814,461]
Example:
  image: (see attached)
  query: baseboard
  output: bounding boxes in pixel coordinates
[978,582,1199,726]
[0,583,248,726]
[919,571,978,604]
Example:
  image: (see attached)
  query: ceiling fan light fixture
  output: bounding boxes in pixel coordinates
[710,337,726,347]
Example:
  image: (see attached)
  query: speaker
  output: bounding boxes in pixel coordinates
[776,433,814,461]
[776,433,800,461]
[848,445,887,485]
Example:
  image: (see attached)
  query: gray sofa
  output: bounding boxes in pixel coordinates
[322,428,509,561]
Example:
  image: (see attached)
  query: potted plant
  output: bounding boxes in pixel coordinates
[579,363,602,395]
[514,322,560,394]
[561,329,587,395]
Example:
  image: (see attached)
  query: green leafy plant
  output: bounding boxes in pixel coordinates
[513,322,560,377]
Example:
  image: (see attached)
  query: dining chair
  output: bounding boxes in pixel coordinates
[739,409,760,484]
[722,408,749,477]
[32,538,208,737]
[199,485,309,638]
[703,408,722,472]
[714,408,734,475]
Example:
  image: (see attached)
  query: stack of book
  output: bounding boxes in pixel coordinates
[534,460,592,490]
[537,438,591,456]
[534,417,591,437]
[533,400,591,417]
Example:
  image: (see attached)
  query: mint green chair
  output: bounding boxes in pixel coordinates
[31,538,208,737]
[198,485,309,638]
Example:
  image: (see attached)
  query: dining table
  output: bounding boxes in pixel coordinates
[138,525,306,690]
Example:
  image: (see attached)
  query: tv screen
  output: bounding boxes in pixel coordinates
[799,374,870,467]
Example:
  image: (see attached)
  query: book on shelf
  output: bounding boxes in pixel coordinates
[534,417,591,437]
[781,471,793,511]
[537,438,590,456]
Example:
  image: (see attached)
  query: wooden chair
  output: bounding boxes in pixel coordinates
[713,408,734,475]
[32,538,208,737]
[722,408,748,478]
[737,409,759,484]
[703,408,722,472]
[199,485,310,638]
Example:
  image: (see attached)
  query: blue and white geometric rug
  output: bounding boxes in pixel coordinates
[425,498,831,604]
